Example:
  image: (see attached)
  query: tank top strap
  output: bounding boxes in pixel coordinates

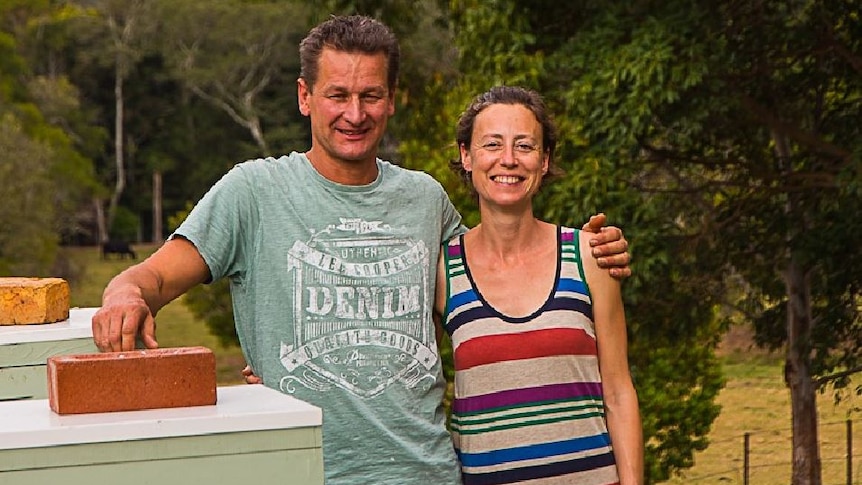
[442,236,472,335]
[557,226,591,304]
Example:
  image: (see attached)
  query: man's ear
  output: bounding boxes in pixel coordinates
[387,85,396,116]
[297,78,311,117]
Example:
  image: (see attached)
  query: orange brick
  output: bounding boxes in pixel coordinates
[47,347,217,415]
[0,277,70,325]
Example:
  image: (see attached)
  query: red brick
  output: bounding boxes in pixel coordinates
[47,347,217,415]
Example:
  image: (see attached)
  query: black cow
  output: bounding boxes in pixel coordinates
[101,240,137,260]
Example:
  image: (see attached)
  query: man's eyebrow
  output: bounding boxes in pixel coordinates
[478,134,536,140]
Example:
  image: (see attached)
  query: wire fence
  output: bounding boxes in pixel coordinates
[677,419,862,484]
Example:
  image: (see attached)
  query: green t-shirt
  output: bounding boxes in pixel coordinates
[174,152,465,485]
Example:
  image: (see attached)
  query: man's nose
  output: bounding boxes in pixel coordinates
[343,96,365,123]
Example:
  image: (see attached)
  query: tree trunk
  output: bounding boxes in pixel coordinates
[106,59,125,239]
[152,170,162,242]
[93,197,107,245]
[248,115,269,156]
[774,129,822,485]
[784,258,822,485]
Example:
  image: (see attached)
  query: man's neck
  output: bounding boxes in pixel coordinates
[305,149,379,185]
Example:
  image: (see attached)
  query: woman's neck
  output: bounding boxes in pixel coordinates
[468,208,552,264]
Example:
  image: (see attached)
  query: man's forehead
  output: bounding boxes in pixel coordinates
[315,50,390,92]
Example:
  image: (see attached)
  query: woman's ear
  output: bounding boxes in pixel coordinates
[460,143,473,172]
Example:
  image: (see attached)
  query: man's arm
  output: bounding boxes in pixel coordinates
[582,213,631,279]
[91,237,211,352]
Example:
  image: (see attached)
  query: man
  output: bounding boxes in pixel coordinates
[91,15,630,485]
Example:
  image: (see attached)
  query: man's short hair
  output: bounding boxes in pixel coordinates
[299,15,400,92]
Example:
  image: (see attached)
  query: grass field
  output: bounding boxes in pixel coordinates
[667,341,862,484]
[61,243,861,483]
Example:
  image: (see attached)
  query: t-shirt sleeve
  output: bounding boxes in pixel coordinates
[439,185,467,241]
[171,163,258,283]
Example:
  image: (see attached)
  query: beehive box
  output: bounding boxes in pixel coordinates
[0,385,324,485]
[0,307,99,400]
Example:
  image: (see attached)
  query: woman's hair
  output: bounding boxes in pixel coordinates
[299,15,400,93]
[451,86,562,189]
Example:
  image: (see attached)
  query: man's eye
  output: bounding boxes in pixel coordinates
[328,94,348,100]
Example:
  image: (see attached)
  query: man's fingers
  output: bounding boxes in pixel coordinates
[139,313,159,349]
[589,227,623,248]
[91,307,154,352]
[241,365,262,384]
[596,252,631,269]
[592,237,629,258]
[609,267,632,280]
[92,314,111,352]
[582,213,607,234]
[107,312,126,352]
[121,322,137,352]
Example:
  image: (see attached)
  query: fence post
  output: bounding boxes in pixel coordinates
[847,419,853,485]
[744,432,750,485]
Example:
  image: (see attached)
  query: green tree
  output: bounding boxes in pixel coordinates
[0,0,102,273]
[67,0,159,242]
[0,115,57,275]
[398,1,727,482]
[156,0,311,156]
[523,1,861,484]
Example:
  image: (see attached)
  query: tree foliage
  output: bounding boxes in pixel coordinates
[0,1,102,275]
[400,1,858,483]
[2,3,859,483]
[155,0,311,156]
[398,0,730,482]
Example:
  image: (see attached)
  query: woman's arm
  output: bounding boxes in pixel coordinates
[580,230,644,485]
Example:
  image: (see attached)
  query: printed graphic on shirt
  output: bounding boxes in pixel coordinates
[279,218,438,398]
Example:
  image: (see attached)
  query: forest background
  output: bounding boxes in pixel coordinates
[1,1,860,484]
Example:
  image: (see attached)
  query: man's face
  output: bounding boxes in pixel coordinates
[298,48,395,168]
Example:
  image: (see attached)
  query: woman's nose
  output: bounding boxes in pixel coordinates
[499,145,518,167]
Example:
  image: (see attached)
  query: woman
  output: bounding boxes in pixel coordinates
[435,86,643,485]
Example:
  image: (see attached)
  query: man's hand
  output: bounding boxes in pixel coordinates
[242,365,262,384]
[583,213,632,280]
[91,289,158,352]
[91,238,211,353]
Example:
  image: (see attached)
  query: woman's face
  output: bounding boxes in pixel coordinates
[460,103,549,209]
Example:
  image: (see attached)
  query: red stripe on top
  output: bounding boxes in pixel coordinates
[454,327,597,371]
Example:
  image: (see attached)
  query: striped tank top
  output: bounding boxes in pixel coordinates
[442,226,620,485]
